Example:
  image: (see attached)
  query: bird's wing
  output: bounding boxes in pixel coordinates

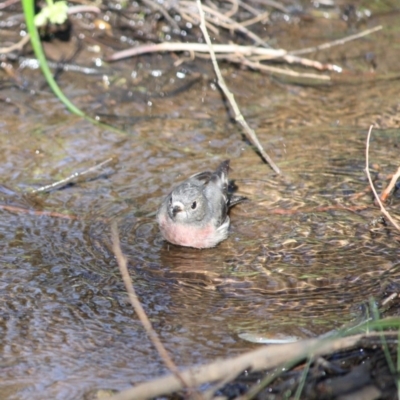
[189,170,212,185]
[228,195,247,208]
[210,160,230,194]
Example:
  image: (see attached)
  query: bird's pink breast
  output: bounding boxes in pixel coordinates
[158,214,221,249]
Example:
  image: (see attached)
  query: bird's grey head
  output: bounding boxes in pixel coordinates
[167,182,207,223]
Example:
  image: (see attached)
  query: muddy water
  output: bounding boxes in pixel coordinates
[1,3,400,399]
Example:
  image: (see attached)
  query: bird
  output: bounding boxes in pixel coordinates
[156,160,244,249]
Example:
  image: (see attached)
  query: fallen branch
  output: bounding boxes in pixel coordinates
[365,125,400,231]
[0,34,30,54]
[108,332,397,400]
[290,25,383,56]
[197,0,280,174]
[31,157,117,193]
[106,18,381,80]
[108,42,284,61]
[110,223,194,396]
[380,166,400,203]
[241,58,330,80]
[180,0,271,47]
[142,0,180,31]
[106,41,338,74]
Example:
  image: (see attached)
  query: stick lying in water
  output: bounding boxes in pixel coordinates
[365,125,400,231]
[110,223,197,396]
[0,157,117,220]
[196,0,281,174]
[107,331,394,400]
[31,157,117,193]
[380,166,400,203]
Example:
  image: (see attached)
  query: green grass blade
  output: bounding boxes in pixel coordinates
[21,0,85,117]
[294,357,312,400]
[369,298,396,374]
[21,0,128,134]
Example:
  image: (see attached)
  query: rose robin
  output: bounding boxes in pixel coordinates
[156,160,243,248]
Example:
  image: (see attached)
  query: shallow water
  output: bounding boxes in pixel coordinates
[1,1,400,399]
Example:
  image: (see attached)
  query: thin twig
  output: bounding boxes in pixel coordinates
[196,0,280,174]
[31,157,117,193]
[290,25,383,56]
[199,3,271,48]
[241,58,330,80]
[240,11,270,27]
[67,5,101,14]
[238,0,267,17]
[222,0,239,18]
[110,223,192,394]
[380,166,400,203]
[142,0,180,31]
[0,34,30,54]
[268,53,340,71]
[107,42,286,61]
[365,125,400,231]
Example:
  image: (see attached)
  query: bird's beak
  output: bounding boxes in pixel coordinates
[172,205,182,216]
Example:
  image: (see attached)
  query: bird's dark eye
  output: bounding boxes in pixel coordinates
[191,201,197,209]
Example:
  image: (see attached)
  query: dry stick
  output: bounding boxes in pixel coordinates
[179,1,269,46]
[110,224,193,395]
[199,51,332,78]
[247,52,337,71]
[107,332,394,400]
[107,42,285,61]
[67,5,101,14]
[107,42,338,74]
[221,0,239,18]
[290,25,383,56]
[268,53,338,71]
[107,22,381,75]
[365,125,400,231]
[380,166,400,203]
[107,42,337,73]
[198,3,271,48]
[179,10,220,34]
[238,0,267,18]
[31,157,117,193]
[240,11,270,27]
[241,58,330,80]
[142,0,179,31]
[196,0,281,174]
[0,34,30,54]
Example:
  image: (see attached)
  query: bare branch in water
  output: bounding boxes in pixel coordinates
[110,223,197,397]
[365,125,400,231]
[31,157,117,193]
[196,0,281,174]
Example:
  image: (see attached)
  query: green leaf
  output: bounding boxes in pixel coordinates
[34,1,68,27]
[48,1,68,24]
